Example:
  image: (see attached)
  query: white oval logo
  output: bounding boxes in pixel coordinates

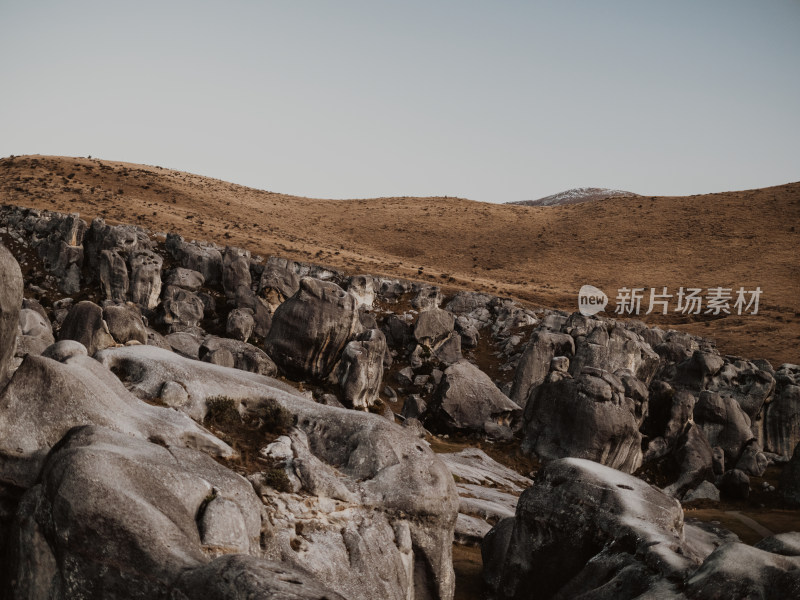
[578,285,608,316]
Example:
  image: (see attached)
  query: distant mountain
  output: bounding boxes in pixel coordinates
[509,187,638,207]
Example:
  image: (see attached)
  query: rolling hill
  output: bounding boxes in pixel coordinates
[1,154,798,366]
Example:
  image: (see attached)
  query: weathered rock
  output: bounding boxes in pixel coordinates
[735,441,769,477]
[171,554,347,600]
[164,267,205,291]
[167,236,223,285]
[98,248,129,302]
[683,480,721,503]
[265,278,361,379]
[509,330,575,407]
[199,336,278,377]
[719,469,750,500]
[694,390,755,467]
[335,328,387,409]
[663,424,715,498]
[10,426,257,600]
[258,256,301,309]
[481,458,715,600]
[0,243,23,388]
[762,384,800,457]
[426,360,521,434]
[522,369,644,473]
[684,540,800,599]
[569,323,660,386]
[161,286,205,329]
[439,448,531,493]
[0,348,232,488]
[15,308,54,357]
[95,345,459,600]
[103,303,147,345]
[232,285,272,337]
[225,307,255,342]
[414,307,455,346]
[57,300,115,356]
[222,246,251,300]
[165,331,204,360]
[779,441,800,507]
[412,285,442,310]
[128,249,163,309]
[347,274,376,308]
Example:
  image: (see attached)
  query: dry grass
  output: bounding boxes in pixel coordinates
[2,154,798,365]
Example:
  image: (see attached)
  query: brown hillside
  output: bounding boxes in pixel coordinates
[1,155,798,366]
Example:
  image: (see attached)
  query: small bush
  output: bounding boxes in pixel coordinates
[205,396,241,428]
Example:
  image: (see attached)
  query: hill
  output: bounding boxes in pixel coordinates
[509,187,638,206]
[1,154,798,366]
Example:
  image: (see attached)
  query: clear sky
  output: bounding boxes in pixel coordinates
[1,1,798,203]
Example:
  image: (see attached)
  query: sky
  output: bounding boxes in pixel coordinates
[1,1,798,203]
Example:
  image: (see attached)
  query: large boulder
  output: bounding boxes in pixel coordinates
[128,249,163,310]
[425,360,521,434]
[0,243,23,389]
[103,303,147,345]
[762,383,800,457]
[222,246,251,300]
[482,458,726,599]
[0,344,232,488]
[694,390,755,467]
[199,336,278,377]
[94,344,459,599]
[161,286,205,329]
[15,308,54,358]
[335,328,387,409]
[9,426,265,600]
[521,369,645,473]
[257,256,301,310]
[264,278,362,379]
[166,235,223,286]
[57,301,115,356]
[98,248,129,302]
[508,330,575,407]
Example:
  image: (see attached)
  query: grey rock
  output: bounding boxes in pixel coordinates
[413,307,455,346]
[401,394,427,421]
[779,441,800,507]
[127,250,164,310]
[683,480,721,503]
[0,351,232,488]
[762,384,800,457]
[171,554,346,600]
[222,246,251,300]
[694,390,755,467]
[265,278,361,379]
[164,267,205,291]
[10,426,256,599]
[411,284,442,310]
[663,424,715,499]
[509,330,575,407]
[426,360,521,434]
[258,256,301,309]
[98,248,129,302]
[57,300,115,356]
[225,307,254,342]
[199,336,278,377]
[165,331,204,360]
[335,328,387,409]
[522,369,644,474]
[719,469,750,500]
[0,243,23,388]
[232,285,272,337]
[16,308,54,357]
[482,457,715,600]
[735,441,769,477]
[103,303,147,345]
[161,285,205,329]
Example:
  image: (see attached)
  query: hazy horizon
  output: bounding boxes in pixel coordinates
[1,1,798,203]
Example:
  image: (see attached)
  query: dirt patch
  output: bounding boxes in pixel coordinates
[453,543,484,600]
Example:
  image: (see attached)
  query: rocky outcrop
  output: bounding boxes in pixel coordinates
[425,360,520,435]
[161,285,205,330]
[95,345,459,600]
[0,243,23,388]
[522,369,645,473]
[198,336,278,377]
[265,278,362,379]
[57,301,115,356]
[9,426,263,600]
[128,249,163,309]
[509,330,574,407]
[0,343,232,488]
[15,308,55,357]
[335,328,387,409]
